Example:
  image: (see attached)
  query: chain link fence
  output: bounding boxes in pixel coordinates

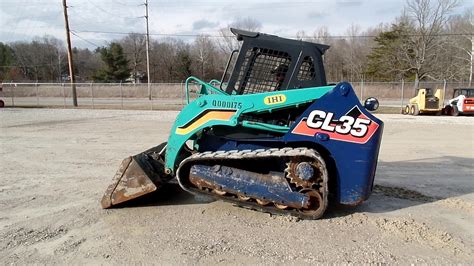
[0,81,471,110]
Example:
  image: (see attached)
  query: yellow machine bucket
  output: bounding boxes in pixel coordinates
[101,146,168,208]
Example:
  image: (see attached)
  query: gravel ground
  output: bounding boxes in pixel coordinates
[0,108,473,264]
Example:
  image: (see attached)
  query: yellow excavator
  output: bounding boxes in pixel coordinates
[403,88,444,115]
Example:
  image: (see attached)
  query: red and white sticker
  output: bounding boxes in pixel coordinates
[292,106,379,144]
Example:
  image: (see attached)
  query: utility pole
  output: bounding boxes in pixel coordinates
[145,0,152,100]
[57,49,61,82]
[62,0,77,107]
[470,35,473,87]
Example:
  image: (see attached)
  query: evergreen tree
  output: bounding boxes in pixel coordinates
[365,24,412,81]
[0,42,16,80]
[175,48,193,81]
[94,42,130,82]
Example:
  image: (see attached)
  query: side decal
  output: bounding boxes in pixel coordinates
[175,109,236,135]
[292,106,379,144]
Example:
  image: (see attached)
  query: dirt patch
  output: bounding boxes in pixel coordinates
[436,198,474,213]
[373,217,468,255]
[1,226,68,251]
[54,237,87,255]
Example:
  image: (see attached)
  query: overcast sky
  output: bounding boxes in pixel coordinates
[0,0,471,49]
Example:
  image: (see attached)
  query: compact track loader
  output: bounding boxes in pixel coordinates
[101,28,384,219]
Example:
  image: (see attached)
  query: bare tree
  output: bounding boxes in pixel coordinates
[149,39,179,82]
[217,17,262,53]
[312,26,331,44]
[192,35,219,80]
[296,30,308,40]
[74,48,101,81]
[120,33,146,83]
[307,26,343,82]
[344,24,367,81]
[42,36,66,82]
[447,10,473,85]
[403,0,459,89]
[11,36,66,81]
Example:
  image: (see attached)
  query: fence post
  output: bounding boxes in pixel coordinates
[90,82,94,109]
[443,79,447,106]
[180,80,185,107]
[120,81,123,110]
[62,83,66,108]
[400,79,405,110]
[10,82,15,107]
[360,79,364,101]
[150,83,153,110]
[35,81,39,107]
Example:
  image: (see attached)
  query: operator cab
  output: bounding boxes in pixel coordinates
[425,88,433,96]
[453,88,474,98]
[416,88,434,96]
[222,28,329,95]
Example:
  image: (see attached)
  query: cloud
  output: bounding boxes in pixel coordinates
[192,19,219,31]
[307,11,328,20]
[1,0,471,49]
[335,0,363,7]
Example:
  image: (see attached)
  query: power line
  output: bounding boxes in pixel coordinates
[70,0,142,20]
[71,30,474,39]
[0,63,58,68]
[115,0,143,7]
[70,31,101,48]
[69,31,158,54]
[85,0,125,17]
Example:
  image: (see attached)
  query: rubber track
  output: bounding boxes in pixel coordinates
[176,147,328,219]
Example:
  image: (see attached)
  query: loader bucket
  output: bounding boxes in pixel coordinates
[101,148,169,208]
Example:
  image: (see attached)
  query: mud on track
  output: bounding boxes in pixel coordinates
[0,109,473,264]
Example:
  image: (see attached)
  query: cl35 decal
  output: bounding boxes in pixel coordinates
[292,106,379,144]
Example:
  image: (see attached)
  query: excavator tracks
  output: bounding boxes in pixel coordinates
[176,147,328,219]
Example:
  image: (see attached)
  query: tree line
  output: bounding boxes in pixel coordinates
[0,0,472,86]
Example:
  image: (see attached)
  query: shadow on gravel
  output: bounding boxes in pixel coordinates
[326,156,474,217]
[111,183,212,209]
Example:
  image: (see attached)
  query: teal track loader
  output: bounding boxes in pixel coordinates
[101,28,384,219]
